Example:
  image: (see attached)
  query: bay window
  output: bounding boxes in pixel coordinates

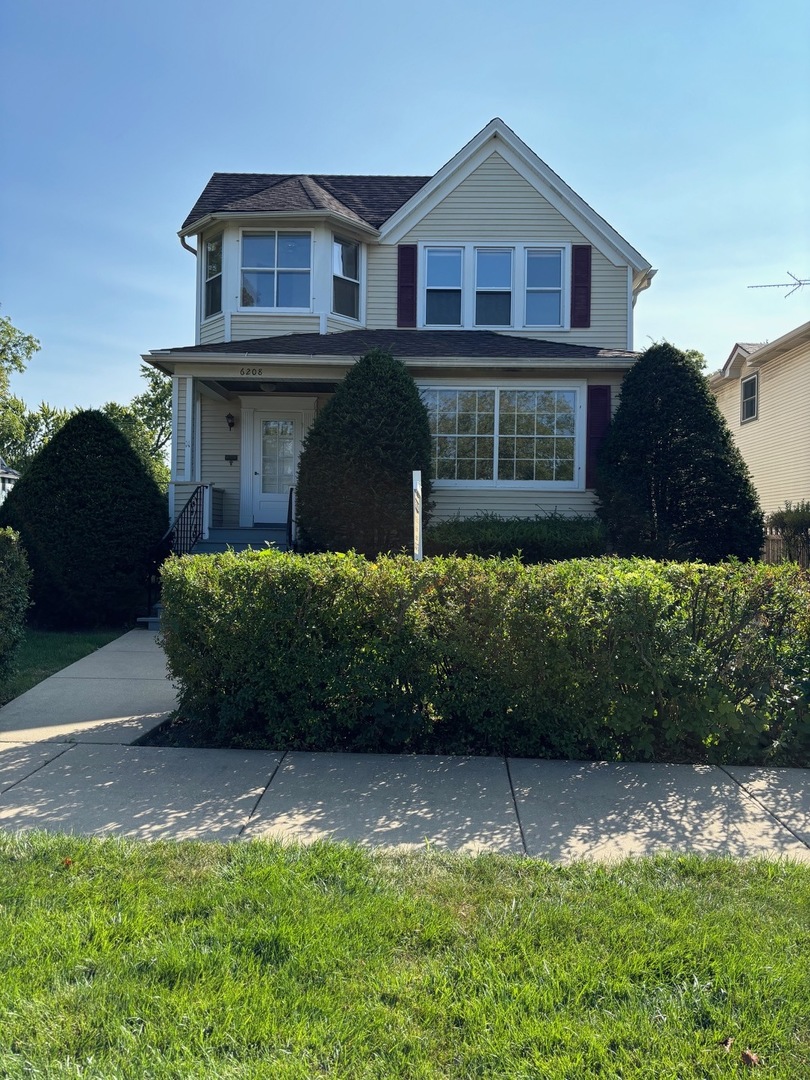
[240,231,311,308]
[203,233,222,318]
[332,236,360,320]
[423,385,582,486]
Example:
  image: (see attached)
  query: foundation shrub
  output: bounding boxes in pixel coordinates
[0,527,31,684]
[424,512,605,562]
[159,553,810,764]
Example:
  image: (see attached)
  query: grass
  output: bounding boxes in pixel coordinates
[0,836,808,1078]
[0,628,123,706]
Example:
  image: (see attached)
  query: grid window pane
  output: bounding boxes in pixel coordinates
[277,233,311,268]
[527,250,562,288]
[526,291,562,326]
[243,234,276,268]
[333,238,359,280]
[476,250,512,288]
[426,248,462,287]
[475,292,511,325]
[277,271,310,308]
[241,271,276,307]
[205,235,222,277]
[205,276,221,318]
[333,276,359,319]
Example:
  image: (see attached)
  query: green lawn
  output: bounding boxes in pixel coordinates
[0,835,807,1078]
[0,629,123,706]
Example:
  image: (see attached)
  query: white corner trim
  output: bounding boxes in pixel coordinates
[239,406,255,527]
[183,376,194,482]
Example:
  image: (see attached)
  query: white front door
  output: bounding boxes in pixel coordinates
[253,412,300,524]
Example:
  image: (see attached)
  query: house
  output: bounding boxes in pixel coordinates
[144,118,655,548]
[0,456,20,507]
[709,320,810,516]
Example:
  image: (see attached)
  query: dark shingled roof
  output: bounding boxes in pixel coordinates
[182,174,432,232]
[155,329,638,361]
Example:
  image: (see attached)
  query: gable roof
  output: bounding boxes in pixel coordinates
[714,320,810,382]
[181,174,431,234]
[149,328,638,362]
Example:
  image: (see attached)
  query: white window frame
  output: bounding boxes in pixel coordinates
[420,379,586,490]
[418,242,571,331]
[202,232,223,321]
[740,373,758,423]
[331,234,362,323]
[238,229,313,312]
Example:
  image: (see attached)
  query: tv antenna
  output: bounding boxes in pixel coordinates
[747,271,809,298]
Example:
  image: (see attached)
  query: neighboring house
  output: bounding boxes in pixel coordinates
[0,457,20,507]
[709,320,810,516]
[144,118,655,544]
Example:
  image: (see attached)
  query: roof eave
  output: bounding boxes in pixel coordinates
[179,210,380,240]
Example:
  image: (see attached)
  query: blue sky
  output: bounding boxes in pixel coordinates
[2,0,808,410]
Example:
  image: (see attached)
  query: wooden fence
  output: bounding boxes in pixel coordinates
[762,530,810,568]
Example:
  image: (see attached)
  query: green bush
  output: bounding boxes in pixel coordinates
[296,349,432,555]
[424,512,605,562]
[768,500,810,564]
[596,342,764,561]
[0,410,168,628]
[160,552,810,765]
[0,527,31,684]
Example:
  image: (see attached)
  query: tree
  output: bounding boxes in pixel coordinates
[0,313,39,396]
[296,349,432,555]
[595,342,764,562]
[0,410,168,628]
[130,364,172,459]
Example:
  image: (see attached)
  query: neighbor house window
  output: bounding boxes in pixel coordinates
[425,248,463,326]
[332,236,360,319]
[422,386,580,485]
[525,249,563,326]
[240,231,311,308]
[204,233,222,318]
[475,249,512,326]
[741,373,758,422]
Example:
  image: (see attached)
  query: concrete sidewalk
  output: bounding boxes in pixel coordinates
[0,630,808,861]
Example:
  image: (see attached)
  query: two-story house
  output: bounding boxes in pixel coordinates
[144,118,655,546]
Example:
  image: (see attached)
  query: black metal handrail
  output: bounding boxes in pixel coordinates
[146,485,205,614]
[286,486,295,552]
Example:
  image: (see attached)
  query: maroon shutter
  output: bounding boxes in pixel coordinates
[570,244,592,328]
[586,385,611,488]
[397,244,417,327]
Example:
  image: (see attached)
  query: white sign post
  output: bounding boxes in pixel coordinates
[412,470,423,561]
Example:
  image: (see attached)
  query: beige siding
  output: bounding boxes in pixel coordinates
[713,346,810,515]
[200,315,225,344]
[230,313,321,340]
[431,489,596,522]
[367,152,629,348]
[199,397,242,526]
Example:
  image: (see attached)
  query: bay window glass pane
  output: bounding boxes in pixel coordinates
[278,233,311,268]
[527,250,562,288]
[333,276,359,319]
[205,235,222,277]
[243,234,275,268]
[334,238,359,280]
[241,271,275,307]
[476,250,512,288]
[526,291,562,326]
[205,276,221,318]
[475,292,511,325]
[426,290,461,325]
[426,248,462,287]
[277,271,310,308]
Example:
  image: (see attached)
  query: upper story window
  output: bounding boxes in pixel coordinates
[332,236,360,320]
[203,233,222,318]
[240,231,311,309]
[741,373,758,423]
[422,243,568,330]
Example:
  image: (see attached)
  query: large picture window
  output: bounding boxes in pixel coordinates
[240,232,311,308]
[423,386,581,486]
[203,233,222,318]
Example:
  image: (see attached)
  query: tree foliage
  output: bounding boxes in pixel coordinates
[296,349,433,555]
[595,342,764,561]
[0,410,168,628]
[0,313,40,396]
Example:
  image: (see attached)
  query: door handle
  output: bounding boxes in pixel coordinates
[254,471,259,475]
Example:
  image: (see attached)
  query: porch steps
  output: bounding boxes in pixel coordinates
[191,526,289,554]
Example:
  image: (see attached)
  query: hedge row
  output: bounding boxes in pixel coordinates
[159,552,810,765]
[424,512,605,562]
[0,527,31,684]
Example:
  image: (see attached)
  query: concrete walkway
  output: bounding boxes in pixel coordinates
[0,630,808,861]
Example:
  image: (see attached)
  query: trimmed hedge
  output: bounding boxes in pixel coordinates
[159,553,810,765]
[0,527,31,684]
[424,513,605,562]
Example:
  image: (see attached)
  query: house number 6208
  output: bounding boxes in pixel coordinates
[239,367,263,376]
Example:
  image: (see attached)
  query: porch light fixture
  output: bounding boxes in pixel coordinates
[226,412,235,430]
